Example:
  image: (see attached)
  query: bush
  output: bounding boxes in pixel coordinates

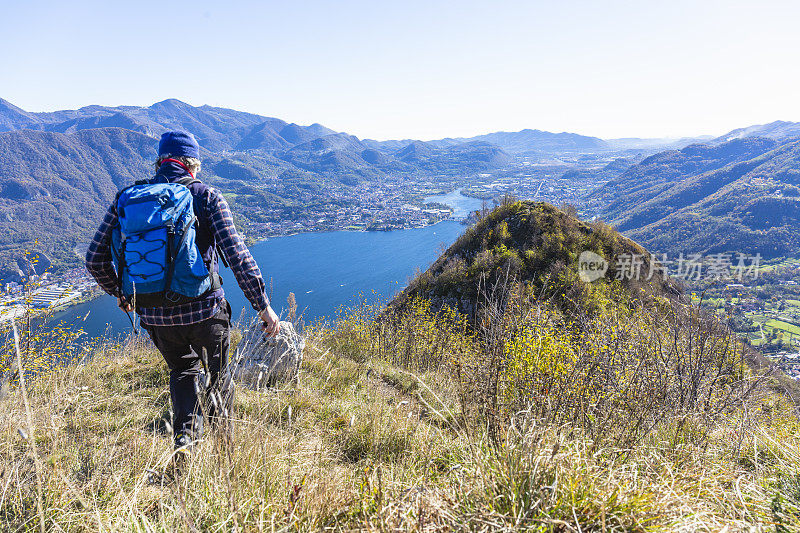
[472,277,758,449]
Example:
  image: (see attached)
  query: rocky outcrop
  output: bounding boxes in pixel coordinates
[233,320,304,389]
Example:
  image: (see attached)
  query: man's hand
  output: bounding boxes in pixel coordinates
[259,305,280,337]
[117,297,134,312]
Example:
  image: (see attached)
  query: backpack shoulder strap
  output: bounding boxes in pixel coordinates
[201,186,231,269]
[186,183,231,270]
[177,176,204,216]
[175,176,201,188]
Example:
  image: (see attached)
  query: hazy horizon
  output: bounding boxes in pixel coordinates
[2,0,799,141]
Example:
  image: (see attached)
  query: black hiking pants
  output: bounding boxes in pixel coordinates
[143,301,233,447]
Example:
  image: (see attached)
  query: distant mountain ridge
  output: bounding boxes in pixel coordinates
[468,129,609,154]
[364,128,610,156]
[715,120,800,144]
[0,97,335,153]
[8,97,799,155]
[0,98,518,179]
[589,136,800,258]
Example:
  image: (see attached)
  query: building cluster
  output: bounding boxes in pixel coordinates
[0,269,98,322]
[242,181,454,237]
[771,352,800,379]
[461,168,603,208]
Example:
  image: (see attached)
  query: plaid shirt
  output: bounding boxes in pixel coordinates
[85,174,270,327]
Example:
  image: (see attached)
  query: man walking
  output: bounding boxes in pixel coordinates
[86,130,280,450]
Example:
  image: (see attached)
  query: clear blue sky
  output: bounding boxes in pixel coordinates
[1,0,799,140]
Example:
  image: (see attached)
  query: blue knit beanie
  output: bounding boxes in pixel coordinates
[158,131,200,159]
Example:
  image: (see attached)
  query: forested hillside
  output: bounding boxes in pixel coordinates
[589,137,800,257]
[716,119,800,143]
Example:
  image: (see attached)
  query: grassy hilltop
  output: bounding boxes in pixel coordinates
[3,201,800,531]
[391,200,681,318]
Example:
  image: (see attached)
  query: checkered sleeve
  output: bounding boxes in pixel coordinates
[85,204,122,298]
[208,191,270,312]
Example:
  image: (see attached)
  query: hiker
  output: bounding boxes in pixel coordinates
[85,130,280,450]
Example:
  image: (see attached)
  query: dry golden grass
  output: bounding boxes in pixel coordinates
[1,325,800,531]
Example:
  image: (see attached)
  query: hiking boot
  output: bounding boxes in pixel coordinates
[167,437,194,478]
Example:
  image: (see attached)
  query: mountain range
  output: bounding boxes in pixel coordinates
[0,128,155,274]
[0,97,332,153]
[0,97,664,276]
[0,98,526,182]
[364,129,611,156]
[0,98,524,275]
[1,96,800,275]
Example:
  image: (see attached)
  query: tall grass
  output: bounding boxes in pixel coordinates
[322,275,800,530]
[1,284,800,530]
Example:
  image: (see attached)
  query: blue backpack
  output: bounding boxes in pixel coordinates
[110,177,220,308]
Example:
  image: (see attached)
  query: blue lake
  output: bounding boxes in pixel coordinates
[53,193,482,338]
[425,190,487,220]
